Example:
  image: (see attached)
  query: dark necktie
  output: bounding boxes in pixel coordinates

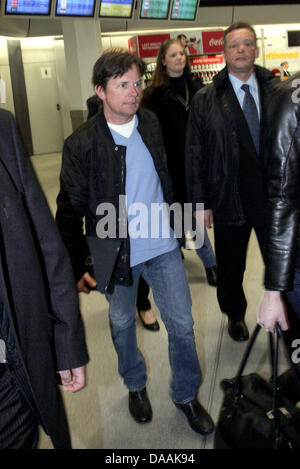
[241,84,260,155]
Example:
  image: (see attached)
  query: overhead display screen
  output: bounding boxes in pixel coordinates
[99,0,133,18]
[5,0,51,15]
[200,0,300,5]
[55,0,95,16]
[170,0,197,20]
[288,31,300,47]
[140,0,170,19]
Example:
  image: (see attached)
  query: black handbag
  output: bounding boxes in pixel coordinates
[214,324,300,449]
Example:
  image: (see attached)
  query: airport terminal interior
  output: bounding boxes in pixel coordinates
[1,0,300,450]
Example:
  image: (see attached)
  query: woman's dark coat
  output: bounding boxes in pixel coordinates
[143,73,202,205]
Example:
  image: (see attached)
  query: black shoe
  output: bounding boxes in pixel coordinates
[228,319,249,342]
[137,309,160,332]
[205,266,217,287]
[129,388,152,423]
[174,399,215,435]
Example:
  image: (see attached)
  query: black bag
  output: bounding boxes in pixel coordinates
[214,324,300,449]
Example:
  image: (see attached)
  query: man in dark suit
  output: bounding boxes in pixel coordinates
[0,109,89,448]
[186,22,279,341]
[280,61,291,80]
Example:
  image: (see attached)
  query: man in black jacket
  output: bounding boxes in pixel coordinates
[0,110,88,449]
[258,75,300,332]
[186,22,279,342]
[56,49,214,436]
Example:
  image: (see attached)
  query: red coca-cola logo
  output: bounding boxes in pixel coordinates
[209,38,224,47]
[202,31,224,54]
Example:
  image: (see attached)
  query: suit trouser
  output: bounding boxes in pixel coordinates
[0,364,38,449]
[213,223,265,321]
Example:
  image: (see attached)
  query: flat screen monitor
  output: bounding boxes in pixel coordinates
[200,0,300,5]
[288,31,300,47]
[5,0,52,15]
[170,0,197,20]
[140,0,170,19]
[55,0,96,16]
[99,0,133,18]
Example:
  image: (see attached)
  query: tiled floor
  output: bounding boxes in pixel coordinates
[31,153,281,450]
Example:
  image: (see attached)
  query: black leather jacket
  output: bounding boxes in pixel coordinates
[264,73,300,291]
[185,65,279,224]
[56,108,175,290]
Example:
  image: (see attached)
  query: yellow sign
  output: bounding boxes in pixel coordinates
[265,51,299,60]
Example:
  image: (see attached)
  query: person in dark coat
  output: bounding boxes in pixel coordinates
[0,109,89,449]
[57,49,214,436]
[143,38,217,287]
[186,22,279,342]
[258,74,300,332]
[280,61,291,80]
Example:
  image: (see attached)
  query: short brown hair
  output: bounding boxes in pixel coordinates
[92,48,146,90]
[224,22,257,48]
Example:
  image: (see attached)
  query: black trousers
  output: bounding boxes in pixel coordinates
[0,364,38,449]
[214,223,265,321]
[136,276,151,311]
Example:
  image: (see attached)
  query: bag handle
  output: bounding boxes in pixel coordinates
[233,323,300,397]
[233,323,261,395]
[232,323,300,447]
[272,325,280,440]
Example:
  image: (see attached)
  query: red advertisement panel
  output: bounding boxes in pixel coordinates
[202,31,224,54]
[138,34,170,58]
[128,36,139,56]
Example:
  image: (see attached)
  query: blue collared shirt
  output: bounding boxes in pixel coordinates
[228,72,261,121]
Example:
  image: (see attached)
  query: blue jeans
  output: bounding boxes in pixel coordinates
[106,247,201,404]
[285,271,300,318]
[195,227,216,268]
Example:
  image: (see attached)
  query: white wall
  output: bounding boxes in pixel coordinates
[54,38,73,139]
[20,36,65,154]
[0,36,14,114]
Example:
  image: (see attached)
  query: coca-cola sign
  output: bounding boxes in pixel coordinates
[209,37,223,47]
[202,31,224,54]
